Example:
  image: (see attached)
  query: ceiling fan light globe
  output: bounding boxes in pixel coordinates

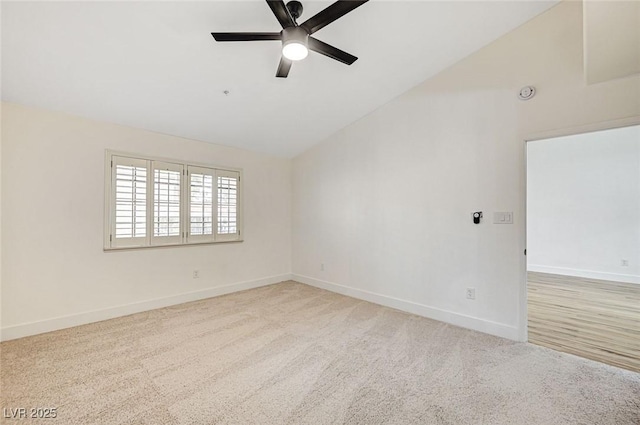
[282,42,308,61]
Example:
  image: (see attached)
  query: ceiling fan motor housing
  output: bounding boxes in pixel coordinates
[286,1,304,20]
[282,26,309,47]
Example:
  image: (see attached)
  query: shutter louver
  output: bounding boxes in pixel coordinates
[216,170,240,241]
[151,161,183,245]
[110,156,149,248]
[217,176,237,234]
[190,172,214,237]
[115,165,147,238]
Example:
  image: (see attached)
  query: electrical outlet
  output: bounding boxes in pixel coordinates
[466,288,476,300]
[193,270,200,279]
[320,263,325,271]
[621,259,629,267]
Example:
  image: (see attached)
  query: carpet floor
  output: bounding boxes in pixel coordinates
[1,281,639,425]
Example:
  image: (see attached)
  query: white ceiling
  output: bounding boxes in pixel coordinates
[1,1,557,157]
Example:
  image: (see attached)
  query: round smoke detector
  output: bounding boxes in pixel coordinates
[518,86,536,100]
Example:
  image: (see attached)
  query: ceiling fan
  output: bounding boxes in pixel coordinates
[211,0,369,78]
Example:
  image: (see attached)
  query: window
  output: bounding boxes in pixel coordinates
[105,151,242,249]
[185,167,241,243]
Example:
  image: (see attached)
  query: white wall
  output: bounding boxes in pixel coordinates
[584,0,640,84]
[0,103,3,334]
[1,102,292,340]
[291,1,640,341]
[527,125,640,283]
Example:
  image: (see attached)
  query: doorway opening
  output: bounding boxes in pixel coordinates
[526,124,640,372]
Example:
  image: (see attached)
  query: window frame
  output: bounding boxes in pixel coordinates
[104,150,243,251]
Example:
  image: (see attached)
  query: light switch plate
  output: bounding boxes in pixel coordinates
[493,212,513,224]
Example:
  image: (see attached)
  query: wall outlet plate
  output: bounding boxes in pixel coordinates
[466,288,476,300]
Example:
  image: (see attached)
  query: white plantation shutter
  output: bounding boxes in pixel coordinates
[216,170,240,241]
[105,151,242,249]
[151,161,183,245]
[187,166,215,243]
[110,156,149,248]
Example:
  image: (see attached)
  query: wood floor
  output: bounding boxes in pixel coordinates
[528,271,640,372]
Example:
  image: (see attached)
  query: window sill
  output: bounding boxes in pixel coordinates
[103,239,244,252]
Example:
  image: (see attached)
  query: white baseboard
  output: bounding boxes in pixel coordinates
[0,274,292,342]
[292,274,519,341]
[527,265,640,284]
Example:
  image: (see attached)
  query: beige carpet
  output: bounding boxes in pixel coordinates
[1,281,639,425]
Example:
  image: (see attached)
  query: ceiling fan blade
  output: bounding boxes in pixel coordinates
[300,0,369,35]
[276,57,292,78]
[211,32,281,42]
[266,0,296,28]
[308,37,357,65]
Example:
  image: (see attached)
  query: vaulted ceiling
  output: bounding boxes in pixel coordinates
[1,1,558,157]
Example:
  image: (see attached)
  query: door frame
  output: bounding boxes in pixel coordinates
[520,115,640,342]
